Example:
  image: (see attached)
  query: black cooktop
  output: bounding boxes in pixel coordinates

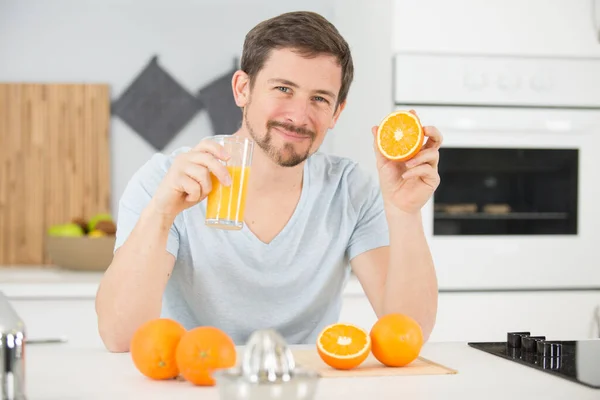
[468,332,600,389]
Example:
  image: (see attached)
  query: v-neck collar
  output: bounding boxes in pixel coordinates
[240,158,311,247]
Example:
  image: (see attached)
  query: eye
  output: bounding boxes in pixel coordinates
[276,86,290,93]
[313,96,328,103]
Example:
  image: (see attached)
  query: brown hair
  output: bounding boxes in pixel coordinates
[240,11,354,109]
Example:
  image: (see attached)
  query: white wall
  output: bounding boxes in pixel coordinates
[0,0,336,214]
[328,0,393,178]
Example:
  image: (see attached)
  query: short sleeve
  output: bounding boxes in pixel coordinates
[346,166,390,260]
[114,152,182,259]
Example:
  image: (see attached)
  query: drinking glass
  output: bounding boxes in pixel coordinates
[204,135,254,230]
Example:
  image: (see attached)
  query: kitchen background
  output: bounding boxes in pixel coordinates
[1,0,600,347]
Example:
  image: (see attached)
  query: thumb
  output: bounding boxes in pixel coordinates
[371,125,387,166]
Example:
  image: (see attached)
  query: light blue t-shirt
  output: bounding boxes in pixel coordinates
[114,147,390,345]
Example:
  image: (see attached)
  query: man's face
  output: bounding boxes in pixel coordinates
[239,48,345,167]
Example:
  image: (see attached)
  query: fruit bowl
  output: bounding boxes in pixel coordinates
[45,235,115,271]
[45,213,116,271]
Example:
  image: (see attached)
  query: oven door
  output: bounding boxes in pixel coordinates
[404,105,600,290]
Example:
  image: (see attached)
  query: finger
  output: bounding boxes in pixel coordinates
[179,175,204,203]
[405,148,439,168]
[410,109,426,126]
[422,126,443,149]
[186,153,231,186]
[183,163,215,192]
[371,125,388,165]
[193,139,230,161]
[371,125,378,138]
[402,164,439,185]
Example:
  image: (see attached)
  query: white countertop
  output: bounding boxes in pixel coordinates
[0,266,367,299]
[25,342,599,400]
[0,265,103,299]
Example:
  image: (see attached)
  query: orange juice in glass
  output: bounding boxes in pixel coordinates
[205,135,254,230]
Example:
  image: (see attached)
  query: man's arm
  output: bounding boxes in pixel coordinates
[95,203,176,353]
[350,210,438,342]
[350,120,442,341]
[95,142,232,352]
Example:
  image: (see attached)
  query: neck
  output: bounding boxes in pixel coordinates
[232,130,305,194]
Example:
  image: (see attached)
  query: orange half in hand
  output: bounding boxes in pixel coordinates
[376,110,424,161]
[316,323,371,370]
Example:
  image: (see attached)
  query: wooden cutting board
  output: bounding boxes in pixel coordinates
[291,348,457,378]
[0,83,111,265]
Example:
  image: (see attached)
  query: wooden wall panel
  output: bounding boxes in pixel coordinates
[0,83,111,265]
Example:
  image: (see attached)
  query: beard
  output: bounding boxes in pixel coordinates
[243,106,316,168]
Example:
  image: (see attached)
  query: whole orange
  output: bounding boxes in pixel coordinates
[130,318,187,380]
[175,326,237,386]
[370,313,424,367]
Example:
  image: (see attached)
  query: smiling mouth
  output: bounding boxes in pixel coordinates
[274,127,311,140]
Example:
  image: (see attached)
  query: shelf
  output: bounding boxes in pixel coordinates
[434,212,569,220]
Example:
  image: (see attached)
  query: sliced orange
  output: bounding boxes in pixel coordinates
[376,110,424,162]
[316,323,371,370]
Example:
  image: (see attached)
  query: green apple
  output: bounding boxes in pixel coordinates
[88,213,113,232]
[48,223,85,237]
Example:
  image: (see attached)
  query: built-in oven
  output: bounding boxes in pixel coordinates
[393,52,600,290]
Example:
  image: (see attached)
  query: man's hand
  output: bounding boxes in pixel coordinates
[151,139,232,219]
[371,110,442,215]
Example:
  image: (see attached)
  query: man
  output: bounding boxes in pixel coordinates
[96,11,441,352]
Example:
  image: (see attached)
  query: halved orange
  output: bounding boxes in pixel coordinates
[316,323,371,370]
[376,110,424,162]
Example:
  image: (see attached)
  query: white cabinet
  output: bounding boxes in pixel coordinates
[0,267,104,348]
[432,291,600,342]
[11,299,104,348]
[15,291,599,348]
[393,0,600,57]
[3,269,599,349]
[339,294,378,332]
[340,291,600,342]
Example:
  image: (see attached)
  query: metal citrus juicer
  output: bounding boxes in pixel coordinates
[214,329,320,400]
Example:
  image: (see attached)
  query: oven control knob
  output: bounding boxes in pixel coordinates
[541,356,561,370]
[537,341,562,358]
[522,336,546,352]
[507,331,530,348]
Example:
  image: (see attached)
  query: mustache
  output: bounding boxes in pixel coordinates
[267,120,315,138]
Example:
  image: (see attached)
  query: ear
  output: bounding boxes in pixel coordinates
[329,100,347,129]
[232,70,251,107]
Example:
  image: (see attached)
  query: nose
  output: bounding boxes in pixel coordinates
[282,96,311,128]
